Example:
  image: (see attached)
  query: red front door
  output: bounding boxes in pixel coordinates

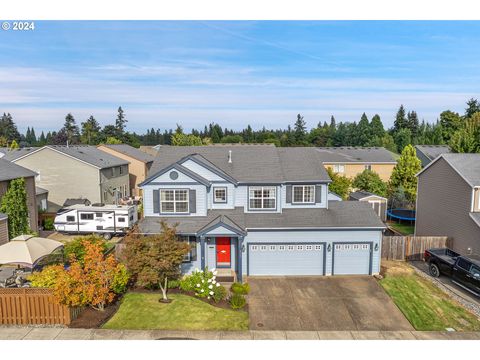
[216,237,231,266]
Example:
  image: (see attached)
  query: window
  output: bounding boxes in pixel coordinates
[287,245,295,251]
[269,245,276,251]
[118,217,125,223]
[470,265,480,277]
[297,245,304,251]
[251,245,259,251]
[80,213,94,220]
[95,213,103,218]
[213,187,227,203]
[364,164,372,171]
[66,216,75,222]
[249,186,276,210]
[457,258,471,271]
[260,245,268,251]
[362,244,369,250]
[278,245,286,251]
[160,189,189,213]
[306,245,313,251]
[292,185,315,203]
[315,245,323,251]
[179,236,197,262]
[333,164,345,173]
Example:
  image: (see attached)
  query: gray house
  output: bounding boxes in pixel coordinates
[139,145,385,282]
[1,146,130,212]
[415,153,480,255]
[415,145,451,167]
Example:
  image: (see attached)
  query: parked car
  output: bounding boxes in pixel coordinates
[424,248,480,296]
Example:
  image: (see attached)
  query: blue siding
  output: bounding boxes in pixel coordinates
[181,241,202,274]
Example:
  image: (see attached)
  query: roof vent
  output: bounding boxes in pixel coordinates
[228,150,232,164]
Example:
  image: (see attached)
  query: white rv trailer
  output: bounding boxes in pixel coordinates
[54,204,138,240]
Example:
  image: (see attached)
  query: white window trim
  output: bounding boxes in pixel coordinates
[333,164,345,173]
[292,185,316,204]
[364,164,372,170]
[160,189,189,214]
[213,186,227,203]
[248,186,277,210]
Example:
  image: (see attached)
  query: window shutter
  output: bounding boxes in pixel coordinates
[315,185,322,203]
[189,189,196,213]
[153,189,160,213]
[286,185,292,204]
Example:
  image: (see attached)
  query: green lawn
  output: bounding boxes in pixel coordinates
[380,269,480,331]
[103,292,249,330]
[388,222,415,235]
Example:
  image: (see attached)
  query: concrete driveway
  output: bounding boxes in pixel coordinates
[248,276,413,331]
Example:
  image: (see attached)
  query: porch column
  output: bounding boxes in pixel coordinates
[237,236,244,283]
[200,235,206,270]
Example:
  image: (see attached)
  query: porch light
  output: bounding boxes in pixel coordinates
[374,243,379,251]
[327,244,331,252]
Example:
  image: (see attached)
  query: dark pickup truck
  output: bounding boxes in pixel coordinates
[424,248,480,296]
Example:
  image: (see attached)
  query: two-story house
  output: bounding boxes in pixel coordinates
[415,153,480,255]
[316,147,397,181]
[139,144,385,282]
[0,145,130,212]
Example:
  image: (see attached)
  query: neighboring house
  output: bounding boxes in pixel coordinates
[415,153,480,255]
[0,213,8,245]
[0,158,38,232]
[415,145,451,167]
[139,145,385,282]
[349,191,388,222]
[36,187,49,212]
[139,145,161,157]
[97,144,154,197]
[2,146,130,212]
[316,147,397,181]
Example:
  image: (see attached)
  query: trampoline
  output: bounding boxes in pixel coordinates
[387,208,416,221]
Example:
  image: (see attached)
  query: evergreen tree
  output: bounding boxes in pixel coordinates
[243,125,254,143]
[393,105,408,132]
[407,111,419,139]
[393,128,412,152]
[293,114,307,145]
[62,113,80,144]
[356,113,371,146]
[115,106,127,136]
[0,113,20,142]
[450,113,480,153]
[388,144,421,207]
[81,115,101,145]
[465,98,480,119]
[370,114,385,139]
[439,110,462,142]
[38,131,46,146]
[0,177,30,238]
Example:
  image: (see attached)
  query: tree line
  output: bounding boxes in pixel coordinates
[1,98,480,153]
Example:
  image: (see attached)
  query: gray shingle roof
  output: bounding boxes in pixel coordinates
[315,147,397,163]
[147,145,331,183]
[415,145,451,161]
[349,190,386,200]
[440,153,480,187]
[47,145,129,169]
[139,201,385,234]
[0,213,7,221]
[35,186,49,196]
[0,158,37,182]
[100,144,154,163]
[0,147,38,161]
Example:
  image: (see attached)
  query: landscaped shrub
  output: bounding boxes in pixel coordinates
[229,293,247,309]
[111,264,130,294]
[28,265,63,288]
[230,282,250,295]
[167,279,181,289]
[64,235,107,263]
[43,217,55,231]
[180,268,224,301]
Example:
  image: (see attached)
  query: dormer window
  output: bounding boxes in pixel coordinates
[292,185,315,204]
[213,187,227,203]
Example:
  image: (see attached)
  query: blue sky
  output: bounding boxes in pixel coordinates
[1,21,479,133]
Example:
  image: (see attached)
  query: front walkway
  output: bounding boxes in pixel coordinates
[1,327,480,340]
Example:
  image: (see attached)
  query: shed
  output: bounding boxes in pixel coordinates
[349,191,387,221]
[0,213,8,245]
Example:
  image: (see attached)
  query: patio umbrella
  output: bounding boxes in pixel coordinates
[0,235,63,267]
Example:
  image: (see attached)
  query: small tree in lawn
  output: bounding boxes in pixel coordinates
[0,177,30,238]
[352,169,388,197]
[123,222,190,302]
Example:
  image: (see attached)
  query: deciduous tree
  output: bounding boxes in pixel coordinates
[352,169,388,197]
[388,144,421,208]
[326,168,352,200]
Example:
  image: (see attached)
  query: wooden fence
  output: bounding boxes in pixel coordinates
[0,288,81,325]
[382,236,451,261]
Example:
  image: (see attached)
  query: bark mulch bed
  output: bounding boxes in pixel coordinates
[69,300,121,329]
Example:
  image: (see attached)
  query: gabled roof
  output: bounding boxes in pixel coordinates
[0,147,38,161]
[140,162,211,187]
[99,144,154,164]
[315,147,397,163]
[415,145,451,167]
[11,145,129,169]
[146,145,331,184]
[349,190,387,201]
[0,158,37,182]
[35,187,48,196]
[197,215,247,236]
[417,153,480,187]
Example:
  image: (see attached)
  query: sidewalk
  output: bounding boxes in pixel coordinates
[1,327,480,340]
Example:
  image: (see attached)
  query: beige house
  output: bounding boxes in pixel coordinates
[415,153,480,255]
[0,158,38,234]
[316,147,397,181]
[97,144,154,197]
[1,146,130,212]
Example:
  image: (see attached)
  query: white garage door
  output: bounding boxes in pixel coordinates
[248,243,325,276]
[333,243,372,275]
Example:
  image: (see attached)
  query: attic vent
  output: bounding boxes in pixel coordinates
[228,150,232,164]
